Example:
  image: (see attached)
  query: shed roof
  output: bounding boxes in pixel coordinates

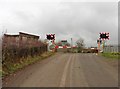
[19,31,39,38]
[4,33,19,37]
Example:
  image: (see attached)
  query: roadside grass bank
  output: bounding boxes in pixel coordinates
[101,52,119,60]
[98,52,119,68]
[2,51,55,78]
[0,70,2,77]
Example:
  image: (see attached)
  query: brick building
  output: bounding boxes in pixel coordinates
[2,32,41,48]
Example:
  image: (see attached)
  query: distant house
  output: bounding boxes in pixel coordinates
[3,32,40,48]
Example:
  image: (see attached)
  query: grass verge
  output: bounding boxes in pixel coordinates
[2,51,55,78]
[101,52,120,60]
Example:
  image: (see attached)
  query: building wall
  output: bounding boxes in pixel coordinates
[3,35,19,48]
[19,33,39,47]
[3,32,40,48]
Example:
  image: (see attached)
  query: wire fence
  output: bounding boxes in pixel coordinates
[103,45,120,53]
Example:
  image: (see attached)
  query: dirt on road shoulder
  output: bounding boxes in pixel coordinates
[2,52,62,87]
[98,54,118,69]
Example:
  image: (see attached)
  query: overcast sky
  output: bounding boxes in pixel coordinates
[0,0,118,47]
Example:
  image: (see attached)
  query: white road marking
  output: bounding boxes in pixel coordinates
[70,54,75,87]
[59,54,72,87]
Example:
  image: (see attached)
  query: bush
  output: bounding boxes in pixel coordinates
[2,45,47,71]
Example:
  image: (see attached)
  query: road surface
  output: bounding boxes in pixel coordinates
[3,53,118,87]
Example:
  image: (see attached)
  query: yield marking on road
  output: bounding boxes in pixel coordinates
[59,54,72,87]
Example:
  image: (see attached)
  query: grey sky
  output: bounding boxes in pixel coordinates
[0,0,118,47]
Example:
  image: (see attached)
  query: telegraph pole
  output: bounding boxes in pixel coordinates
[97,39,101,53]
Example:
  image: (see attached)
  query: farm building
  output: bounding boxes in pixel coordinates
[2,32,42,48]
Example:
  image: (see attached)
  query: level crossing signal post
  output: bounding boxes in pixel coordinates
[97,32,110,53]
[46,34,56,52]
[97,39,102,53]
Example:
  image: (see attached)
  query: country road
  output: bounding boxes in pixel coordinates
[3,53,118,87]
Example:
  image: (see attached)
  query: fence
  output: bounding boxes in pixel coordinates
[103,45,120,53]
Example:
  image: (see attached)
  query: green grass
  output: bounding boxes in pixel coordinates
[0,71,2,77]
[2,51,55,78]
[101,52,120,59]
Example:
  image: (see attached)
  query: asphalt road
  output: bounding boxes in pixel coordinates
[3,53,118,87]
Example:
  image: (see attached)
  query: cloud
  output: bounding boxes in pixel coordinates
[0,1,118,47]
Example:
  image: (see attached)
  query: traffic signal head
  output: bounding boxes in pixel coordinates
[97,39,102,44]
[46,35,51,40]
[46,34,55,40]
[99,32,109,40]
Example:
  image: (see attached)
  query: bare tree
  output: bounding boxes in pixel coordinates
[76,38,85,52]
